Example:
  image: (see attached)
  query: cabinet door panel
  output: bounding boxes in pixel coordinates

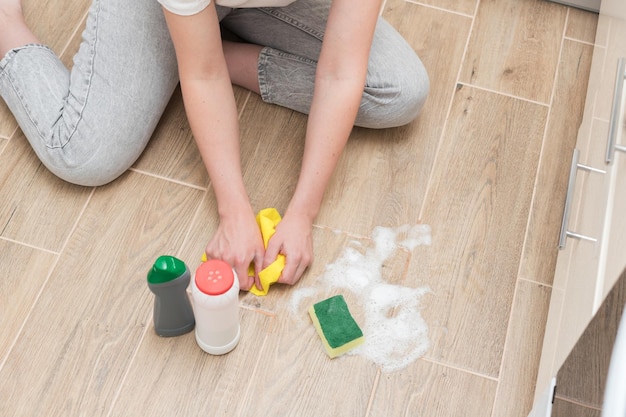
[603,69,626,297]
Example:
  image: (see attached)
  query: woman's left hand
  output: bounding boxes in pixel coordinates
[263,210,314,286]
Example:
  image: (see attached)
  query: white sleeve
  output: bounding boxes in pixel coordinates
[157,0,212,16]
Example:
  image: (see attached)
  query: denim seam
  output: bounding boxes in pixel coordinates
[257,7,324,42]
[257,47,270,102]
[62,0,101,150]
[0,45,54,141]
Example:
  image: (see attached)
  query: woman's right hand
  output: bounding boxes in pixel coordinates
[204,207,265,291]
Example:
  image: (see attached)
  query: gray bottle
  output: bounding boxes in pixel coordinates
[147,255,195,337]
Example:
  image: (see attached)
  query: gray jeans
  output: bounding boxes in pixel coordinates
[0,0,429,186]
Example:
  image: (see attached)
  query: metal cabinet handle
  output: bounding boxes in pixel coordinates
[559,149,605,249]
[605,57,626,164]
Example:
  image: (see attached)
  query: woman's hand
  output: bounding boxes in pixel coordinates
[205,207,265,291]
[263,210,313,286]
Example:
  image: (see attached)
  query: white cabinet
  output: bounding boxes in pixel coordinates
[532,0,626,413]
[547,0,600,13]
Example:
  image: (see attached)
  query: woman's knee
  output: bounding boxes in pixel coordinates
[41,149,135,187]
[356,16,430,129]
[356,55,430,129]
[37,128,151,187]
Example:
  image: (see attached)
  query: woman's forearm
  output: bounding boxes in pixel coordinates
[286,0,381,220]
[286,76,362,219]
[181,77,251,216]
[164,6,250,217]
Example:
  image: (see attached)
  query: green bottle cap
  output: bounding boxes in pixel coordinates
[147,255,187,284]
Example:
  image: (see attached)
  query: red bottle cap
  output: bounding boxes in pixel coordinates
[195,259,235,296]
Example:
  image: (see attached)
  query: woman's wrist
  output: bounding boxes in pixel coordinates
[217,196,254,221]
[285,195,320,223]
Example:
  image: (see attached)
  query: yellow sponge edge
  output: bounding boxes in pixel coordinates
[308,295,365,359]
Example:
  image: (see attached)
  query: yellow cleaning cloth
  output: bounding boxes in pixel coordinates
[202,208,285,296]
[250,208,285,296]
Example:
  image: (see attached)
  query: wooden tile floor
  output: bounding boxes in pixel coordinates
[0,0,598,416]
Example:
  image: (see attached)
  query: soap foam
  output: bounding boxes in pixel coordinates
[291,224,432,372]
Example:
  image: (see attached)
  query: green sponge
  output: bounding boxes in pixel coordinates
[308,295,364,358]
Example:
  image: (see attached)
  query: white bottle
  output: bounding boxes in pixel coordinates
[192,259,240,355]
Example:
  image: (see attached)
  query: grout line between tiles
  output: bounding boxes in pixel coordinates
[419,356,499,382]
[488,278,524,417]
[364,369,381,417]
[176,188,211,259]
[564,35,595,47]
[238,90,253,119]
[553,394,603,411]
[0,235,60,255]
[519,275,553,289]
[312,223,372,242]
[0,139,7,159]
[456,81,552,107]
[128,167,208,191]
[105,308,154,417]
[235,317,275,417]
[0,124,19,147]
[405,0,475,18]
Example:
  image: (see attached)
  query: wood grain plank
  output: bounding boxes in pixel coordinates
[235,309,378,417]
[0,107,17,141]
[566,8,599,44]
[0,172,203,417]
[110,309,272,417]
[0,240,57,363]
[368,358,497,417]
[0,133,93,252]
[519,40,594,285]
[491,280,552,417]
[412,86,547,377]
[460,0,568,104]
